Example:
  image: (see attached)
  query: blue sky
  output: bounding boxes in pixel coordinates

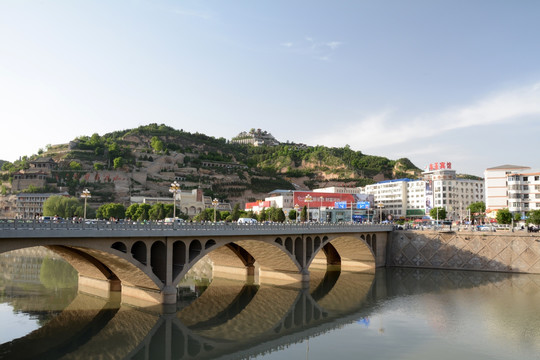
[1,1,540,177]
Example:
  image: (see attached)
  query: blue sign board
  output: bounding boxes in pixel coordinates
[356,201,370,209]
[335,201,347,209]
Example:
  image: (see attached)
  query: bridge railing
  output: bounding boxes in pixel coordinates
[0,219,391,233]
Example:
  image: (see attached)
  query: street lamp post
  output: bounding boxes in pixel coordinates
[169,181,180,219]
[319,196,324,222]
[294,204,300,223]
[81,189,91,220]
[305,194,313,222]
[212,198,219,222]
[377,202,384,223]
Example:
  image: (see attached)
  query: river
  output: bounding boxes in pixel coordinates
[0,249,539,359]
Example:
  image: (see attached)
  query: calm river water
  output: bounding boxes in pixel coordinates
[1,249,540,360]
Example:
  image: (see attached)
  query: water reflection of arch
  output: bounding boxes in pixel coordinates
[0,268,374,360]
[0,293,128,359]
[175,239,304,286]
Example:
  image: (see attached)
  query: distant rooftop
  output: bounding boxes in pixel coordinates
[485,164,531,171]
[377,178,417,184]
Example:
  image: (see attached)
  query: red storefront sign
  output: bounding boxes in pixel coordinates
[293,191,358,208]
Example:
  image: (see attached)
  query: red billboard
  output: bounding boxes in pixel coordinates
[293,191,370,208]
[245,200,271,210]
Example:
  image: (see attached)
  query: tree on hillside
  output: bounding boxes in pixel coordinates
[151,136,165,153]
[496,208,512,224]
[69,161,82,171]
[113,157,124,169]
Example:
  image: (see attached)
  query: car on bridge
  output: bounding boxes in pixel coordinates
[164,218,185,225]
[237,218,258,224]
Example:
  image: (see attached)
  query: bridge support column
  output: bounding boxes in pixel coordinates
[121,284,178,307]
[301,268,310,283]
[213,264,256,282]
[78,275,121,299]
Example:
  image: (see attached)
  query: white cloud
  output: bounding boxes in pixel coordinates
[282,36,343,61]
[326,41,342,50]
[311,82,540,151]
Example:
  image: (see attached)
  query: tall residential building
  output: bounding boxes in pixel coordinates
[422,162,484,221]
[363,162,484,221]
[506,169,540,218]
[484,164,531,215]
[363,179,412,219]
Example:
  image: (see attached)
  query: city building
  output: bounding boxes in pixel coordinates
[422,162,484,222]
[16,192,69,219]
[11,157,57,192]
[248,189,374,222]
[231,129,280,146]
[484,164,531,217]
[363,179,412,220]
[362,162,484,222]
[505,169,540,218]
[130,188,231,217]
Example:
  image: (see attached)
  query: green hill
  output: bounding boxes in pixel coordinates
[0,123,422,205]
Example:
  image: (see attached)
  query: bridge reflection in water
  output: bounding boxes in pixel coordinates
[3,267,539,360]
[0,268,376,360]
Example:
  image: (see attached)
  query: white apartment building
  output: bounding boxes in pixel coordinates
[265,190,295,210]
[16,192,69,219]
[362,179,411,218]
[484,164,531,215]
[506,170,540,217]
[363,162,484,221]
[423,164,484,221]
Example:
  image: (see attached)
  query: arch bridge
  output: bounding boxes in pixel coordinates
[0,220,392,305]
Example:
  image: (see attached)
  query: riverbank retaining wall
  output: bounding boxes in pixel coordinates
[388,230,540,274]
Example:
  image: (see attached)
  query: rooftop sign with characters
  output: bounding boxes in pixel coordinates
[426,162,452,172]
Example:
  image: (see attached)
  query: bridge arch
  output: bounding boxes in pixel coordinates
[172,238,304,287]
[305,234,375,272]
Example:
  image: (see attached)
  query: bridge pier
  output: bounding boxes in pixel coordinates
[121,284,178,307]
[213,264,256,282]
[78,275,121,299]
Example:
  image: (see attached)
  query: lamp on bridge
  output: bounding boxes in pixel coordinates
[305,194,313,222]
[169,181,180,219]
[377,202,384,223]
[212,198,219,222]
[81,189,91,220]
[319,196,324,222]
[294,204,300,223]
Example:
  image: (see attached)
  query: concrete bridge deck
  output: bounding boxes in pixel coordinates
[0,220,393,305]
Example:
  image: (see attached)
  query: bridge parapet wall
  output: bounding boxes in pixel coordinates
[389,231,540,274]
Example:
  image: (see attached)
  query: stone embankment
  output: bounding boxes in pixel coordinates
[389,230,540,274]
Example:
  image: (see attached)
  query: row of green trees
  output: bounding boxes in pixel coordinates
[41,196,540,225]
[428,201,540,226]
